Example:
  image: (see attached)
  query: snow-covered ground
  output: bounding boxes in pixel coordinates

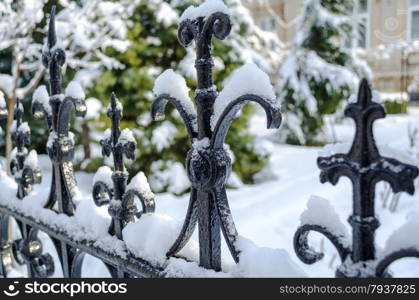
[244,106,419,277]
[1,107,419,278]
[146,106,419,277]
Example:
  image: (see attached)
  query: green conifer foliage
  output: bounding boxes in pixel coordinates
[278,0,371,145]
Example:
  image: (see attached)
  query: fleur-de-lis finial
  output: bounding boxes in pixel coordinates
[152,0,281,271]
[32,6,88,215]
[27,5,90,278]
[93,93,155,241]
[345,79,383,166]
[294,79,419,277]
[10,99,41,199]
[11,227,55,277]
[101,92,134,172]
[42,5,65,97]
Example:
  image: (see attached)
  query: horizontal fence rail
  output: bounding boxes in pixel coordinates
[0,2,418,278]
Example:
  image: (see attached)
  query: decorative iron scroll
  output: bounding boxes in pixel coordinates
[91,92,155,277]
[293,79,419,277]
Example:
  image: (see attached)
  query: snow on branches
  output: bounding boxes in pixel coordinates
[0,0,138,101]
[277,0,371,145]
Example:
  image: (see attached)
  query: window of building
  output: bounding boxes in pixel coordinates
[258,16,277,33]
[409,0,419,40]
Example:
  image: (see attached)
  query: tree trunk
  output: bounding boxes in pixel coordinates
[82,122,91,160]
[5,97,16,175]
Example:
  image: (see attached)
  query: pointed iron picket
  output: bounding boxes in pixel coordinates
[294,79,419,277]
[87,93,155,277]
[152,9,281,270]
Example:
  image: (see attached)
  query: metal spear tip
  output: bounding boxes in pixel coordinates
[14,99,24,126]
[107,92,122,119]
[110,92,120,111]
[43,5,65,67]
[357,78,372,108]
[48,6,57,49]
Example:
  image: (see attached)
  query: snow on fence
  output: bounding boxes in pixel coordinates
[0,2,418,278]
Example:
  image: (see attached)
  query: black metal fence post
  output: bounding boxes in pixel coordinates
[294,79,419,277]
[31,6,88,278]
[32,6,87,214]
[46,6,86,215]
[152,7,281,271]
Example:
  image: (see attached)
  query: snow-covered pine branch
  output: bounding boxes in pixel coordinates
[0,0,138,170]
[277,0,371,145]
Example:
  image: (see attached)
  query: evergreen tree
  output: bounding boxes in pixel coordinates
[277,0,371,145]
[89,0,282,194]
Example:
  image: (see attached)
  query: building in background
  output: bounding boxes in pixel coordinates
[243,0,419,101]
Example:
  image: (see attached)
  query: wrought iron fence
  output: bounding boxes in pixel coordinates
[0,4,418,278]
